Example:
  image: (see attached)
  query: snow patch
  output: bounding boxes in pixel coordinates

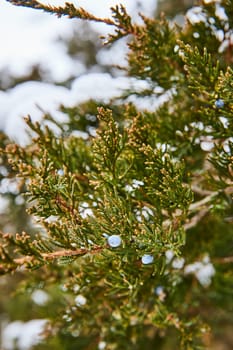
[2,319,47,350]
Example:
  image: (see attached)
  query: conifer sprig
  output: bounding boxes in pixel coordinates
[6,0,115,24]
[0,238,103,274]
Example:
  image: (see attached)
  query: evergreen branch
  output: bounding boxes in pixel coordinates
[6,1,136,44]
[104,4,135,43]
[6,0,115,24]
[4,245,103,268]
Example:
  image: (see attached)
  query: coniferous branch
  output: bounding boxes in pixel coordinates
[0,230,103,272]
[6,0,137,43]
[6,1,143,44]
[127,14,181,89]
[104,4,135,43]
[6,0,115,24]
[13,245,103,265]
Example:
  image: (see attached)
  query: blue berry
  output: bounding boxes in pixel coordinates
[57,169,64,176]
[154,286,164,295]
[107,235,122,248]
[141,254,154,265]
[215,99,224,109]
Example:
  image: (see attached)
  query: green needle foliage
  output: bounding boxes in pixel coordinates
[1,1,233,349]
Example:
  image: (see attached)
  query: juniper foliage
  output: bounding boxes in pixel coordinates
[1,1,233,349]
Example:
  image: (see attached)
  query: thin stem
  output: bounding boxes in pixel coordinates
[189,191,219,211]
[13,245,103,266]
[7,0,115,25]
[214,256,233,264]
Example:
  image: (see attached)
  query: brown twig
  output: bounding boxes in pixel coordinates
[189,191,219,211]
[7,0,115,25]
[214,256,233,264]
[13,245,103,266]
[191,185,214,196]
[184,208,210,230]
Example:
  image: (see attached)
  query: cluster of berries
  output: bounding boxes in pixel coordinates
[107,235,154,265]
